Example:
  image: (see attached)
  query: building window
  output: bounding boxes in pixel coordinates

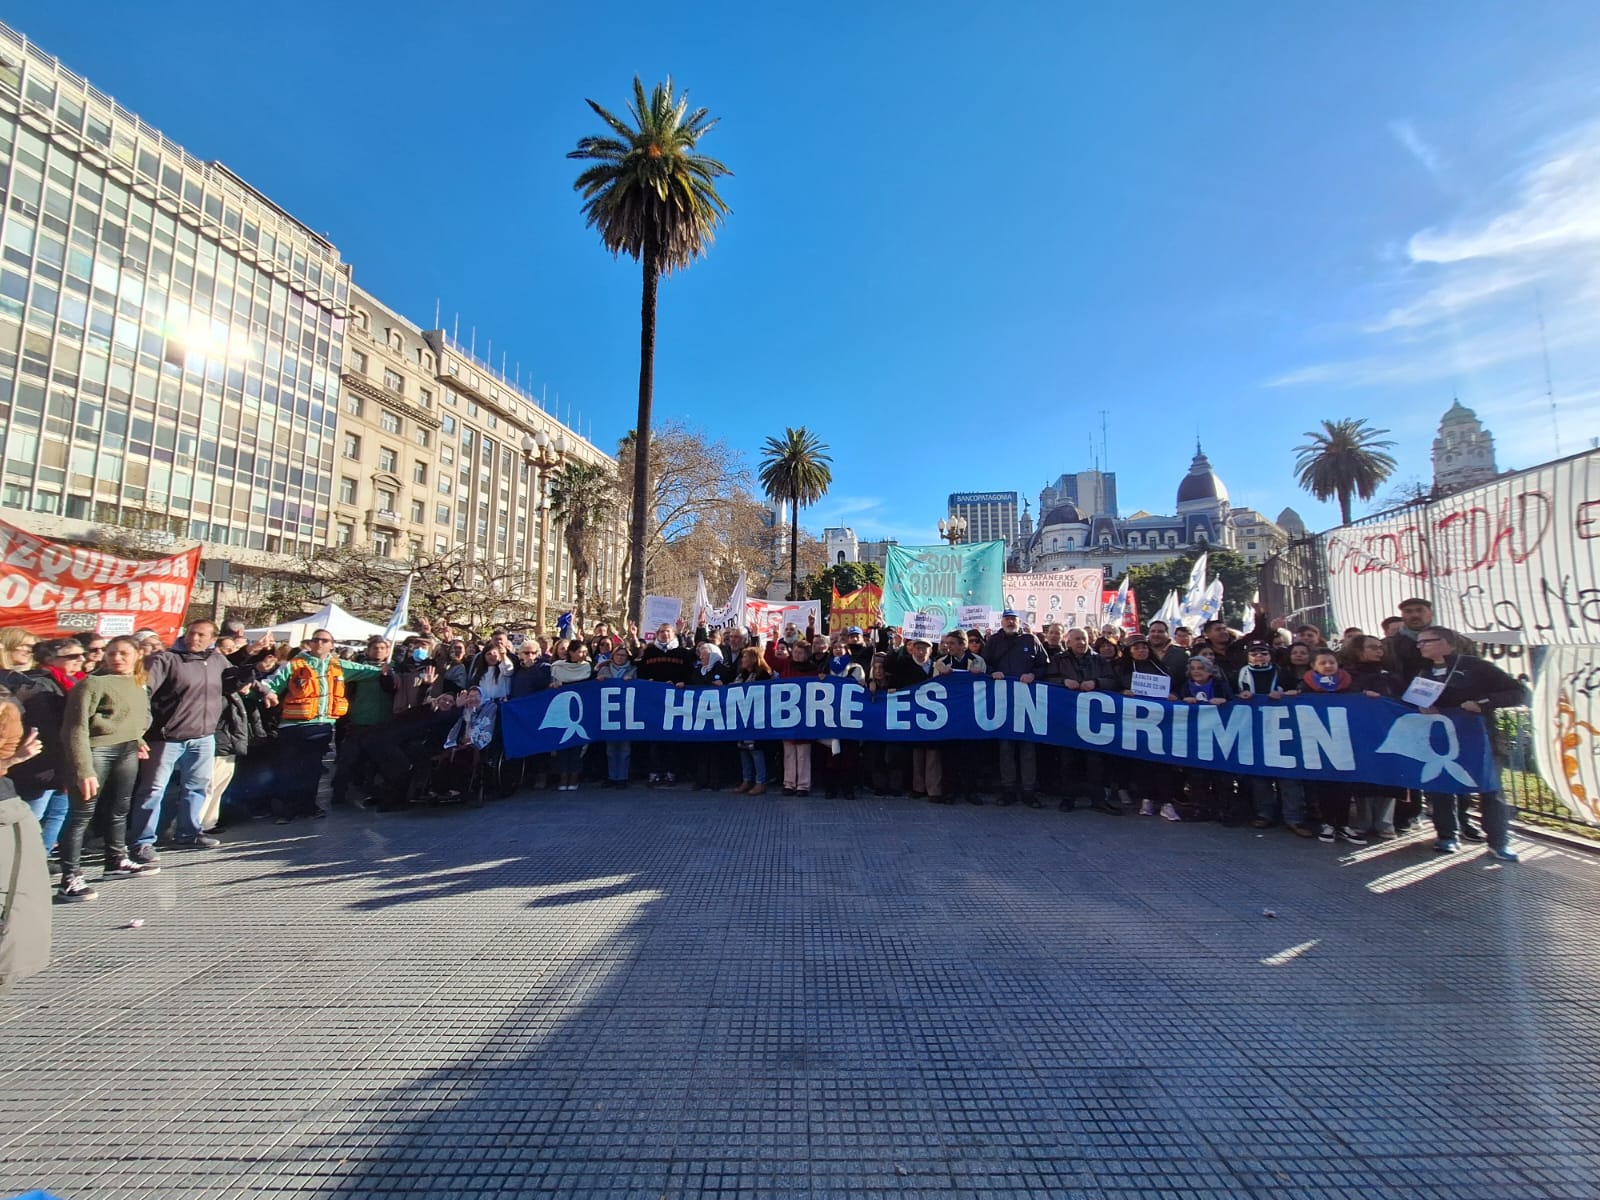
[438,477,452,495]
[355,310,370,335]
[1247,540,1258,551]
[410,499,426,524]
[344,394,363,417]
[373,531,392,557]
[383,368,404,394]
[349,349,367,373]
[413,461,427,484]
[414,427,431,448]
[376,487,397,513]
[342,433,361,460]
[436,503,449,524]
[380,410,402,434]
[419,386,433,409]
[336,522,353,546]
[441,414,456,435]
[389,331,403,352]
[339,477,358,504]
[378,447,397,473]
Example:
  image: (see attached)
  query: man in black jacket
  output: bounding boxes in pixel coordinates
[1413,625,1527,860]
[1045,626,1117,814]
[983,610,1048,806]
[129,620,232,861]
[636,623,695,785]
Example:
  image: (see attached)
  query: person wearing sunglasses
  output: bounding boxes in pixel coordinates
[259,628,388,824]
[10,638,85,856]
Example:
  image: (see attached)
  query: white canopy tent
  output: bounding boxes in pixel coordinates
[244,601,413,647]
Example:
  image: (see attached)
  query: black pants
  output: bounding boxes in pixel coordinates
[1057,747,1104,809]
[273,724,333,818]
[59,741,140,877]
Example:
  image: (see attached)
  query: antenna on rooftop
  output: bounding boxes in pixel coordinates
[1537,290,1561,455]
[452,313,460,343]
[1100,409,1110,473]
[469,326,476,356]
[433,298,441,328]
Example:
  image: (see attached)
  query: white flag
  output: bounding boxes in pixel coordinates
[1153,589,1183,629]
[1180,552,1209,621]
[1105,575,1130,623]
[706,572,748,631]
[693,572,711,630]
[383,573,412,641]
[1197,578,1224,626]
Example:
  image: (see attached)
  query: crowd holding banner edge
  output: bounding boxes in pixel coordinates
[0,591,1529,915]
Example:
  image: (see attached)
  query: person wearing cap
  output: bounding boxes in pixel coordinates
[1233,641,1312,833]
[1384,597,1434,677]
[844,627,874,671]
[888,630,943,802]
[982,609,1048,807]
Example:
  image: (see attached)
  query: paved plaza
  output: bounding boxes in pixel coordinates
[3,788,1600,1199]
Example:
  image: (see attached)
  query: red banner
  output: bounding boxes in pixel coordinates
[0,519,200,643]
[831,584,883,629]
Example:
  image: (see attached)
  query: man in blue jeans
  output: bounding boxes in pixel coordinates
[128,620,232,863]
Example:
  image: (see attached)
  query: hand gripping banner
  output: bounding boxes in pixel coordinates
[501,674,1494,794]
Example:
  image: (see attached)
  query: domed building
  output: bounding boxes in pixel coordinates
[1011,443,1237,573]
[1431,399,1499,496]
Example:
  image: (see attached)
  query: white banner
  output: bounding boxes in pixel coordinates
[745,599,822,642]
[957,604,996,632]
[1320,449,1600,646]
[1533,647,1600,826]
[642,594,682,637]
[1002,570,1104,632]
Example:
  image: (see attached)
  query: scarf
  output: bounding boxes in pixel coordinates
[1303,668,1352,694]
[1186,677,1216,702]
[46,664,78,692]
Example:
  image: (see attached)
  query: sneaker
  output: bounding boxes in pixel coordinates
[131,845,161,868]
[55,874,97,903]
[1487,847,1520,864]
[176,834,221,849]
[782,787,796,796]
[1434,838,1459,853]
[1159,803,1182,822]
[646,773,660,787]
[1317,824,1337,843]
[104,856,158,877]
[1139,799,1157,817]
[1338,827,1368,845]
[663,773,676,785]
[1459,825,1486,843]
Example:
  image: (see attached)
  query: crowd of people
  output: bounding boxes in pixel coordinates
[0,592,1528,907]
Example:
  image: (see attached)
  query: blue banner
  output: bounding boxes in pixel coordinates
[882,541,1005,628]
[500,675,1495,794]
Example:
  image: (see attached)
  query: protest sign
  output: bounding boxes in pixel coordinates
[641,595,682,640]
[1321,448,1600,646]
[1101,588,1140,634]
[1130,672,1174,700]
[957,605,996,632]
[883,542,1004,629]
[1002,570,1105,631]
[0,519,199,644]
[746,599,822,641]
[501,674,1494,794]
[901,611,946,641]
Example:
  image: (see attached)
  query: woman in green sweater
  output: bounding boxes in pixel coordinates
[56,636,154,903]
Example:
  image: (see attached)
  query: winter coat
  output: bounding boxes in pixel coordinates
[8,669,70,795]
[982,629,1049,679]
[145,646,231,742]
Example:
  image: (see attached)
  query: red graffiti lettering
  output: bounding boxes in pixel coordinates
[1578,499,1600,541]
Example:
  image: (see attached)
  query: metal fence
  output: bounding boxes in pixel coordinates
[1259,536,1330,635]
[1496,706,1596,839]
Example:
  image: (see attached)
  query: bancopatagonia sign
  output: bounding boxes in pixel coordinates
[501,674,1492,794]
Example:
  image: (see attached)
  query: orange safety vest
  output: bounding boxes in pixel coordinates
[280,655,349,722]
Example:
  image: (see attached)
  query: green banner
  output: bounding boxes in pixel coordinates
[882,541,1005,629]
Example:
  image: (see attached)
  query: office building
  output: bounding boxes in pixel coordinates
[1040,469,1118,519]
[946,490,1018,547]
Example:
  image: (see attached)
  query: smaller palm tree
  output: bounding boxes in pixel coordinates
[547,460,617,628]
[758,428,833,600]
[1293,418,1399,525]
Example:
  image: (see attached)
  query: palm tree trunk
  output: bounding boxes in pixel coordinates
[628,242,659,626]
[789,499,800,601]
[1338,486,1353,526]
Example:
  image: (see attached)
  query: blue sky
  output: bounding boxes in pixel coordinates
[20,1,1600,543]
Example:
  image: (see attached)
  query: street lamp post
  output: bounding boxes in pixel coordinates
[521,430,568,634]
[937,515,968,546]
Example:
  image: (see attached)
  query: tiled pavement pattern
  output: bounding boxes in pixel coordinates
[4,790,1600,1200]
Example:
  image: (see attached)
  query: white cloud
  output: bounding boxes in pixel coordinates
[1268,116,1600,391]
[1389,119,1443,175]
[1407,120,1600,263]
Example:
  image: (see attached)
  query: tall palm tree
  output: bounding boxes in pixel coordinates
[569,77,731,625]
[547,459,617,629]
[1293,418,1399,525]
[758,427,833,600]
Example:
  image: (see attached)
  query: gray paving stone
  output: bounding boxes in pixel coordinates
[3,788,1599,1198]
